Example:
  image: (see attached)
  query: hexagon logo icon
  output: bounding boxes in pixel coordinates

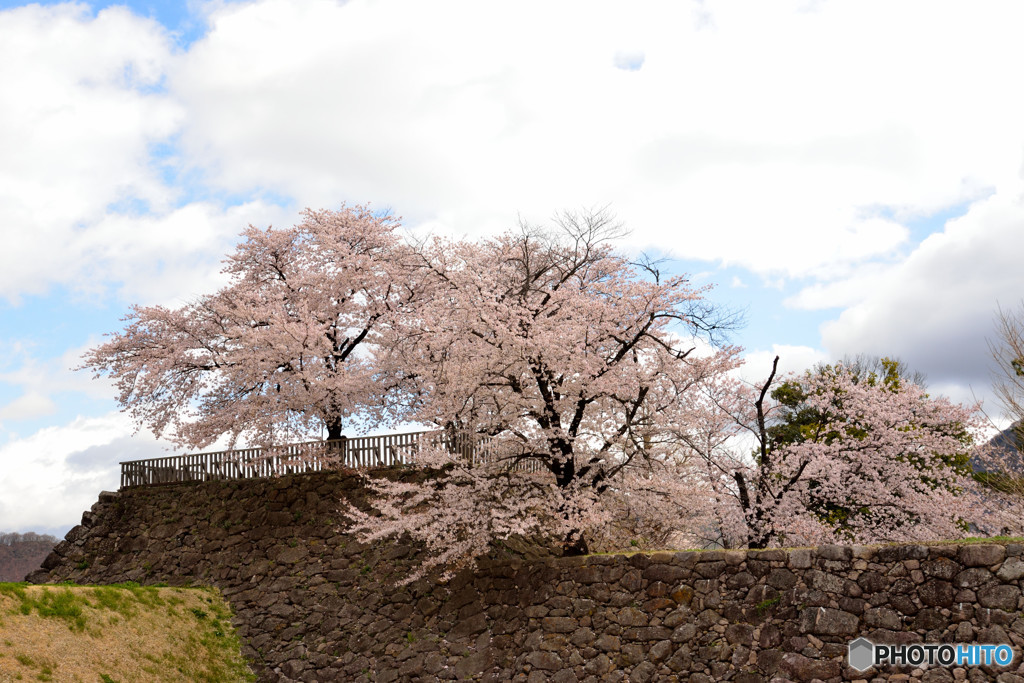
[848,637,874,672]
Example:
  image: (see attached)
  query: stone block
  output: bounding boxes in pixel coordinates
[799,606,858,635]
[959,544,1006,567]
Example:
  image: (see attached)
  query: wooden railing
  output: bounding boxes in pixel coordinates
[118,430,534,489]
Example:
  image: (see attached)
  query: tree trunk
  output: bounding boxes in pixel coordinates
[562,529,589,556]
[746,526,772,550]
[326,419,343,441]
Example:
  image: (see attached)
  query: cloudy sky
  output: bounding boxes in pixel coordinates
[2,0,1023,537]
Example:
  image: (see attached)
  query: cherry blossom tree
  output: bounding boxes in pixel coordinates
[679,356,1023,549]
[345,435,721,583]
[358,209,742,558]
[79,205,421,449]
[83,199,1016,579]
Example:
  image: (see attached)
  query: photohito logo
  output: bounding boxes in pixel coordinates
[848,638,1016,672]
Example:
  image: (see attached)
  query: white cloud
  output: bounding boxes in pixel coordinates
[75,199,295,306]
[0,5,293,308]
[0,392,57,421]
[739,344,828,385]
[784,261,896,310]
[0,339,120,428]
[0,412,172,533]
[613,50,645,71]
[818,182,1024,406]
[5,0,1024,304]
[164,0,1024,283]
[0,3,184,303]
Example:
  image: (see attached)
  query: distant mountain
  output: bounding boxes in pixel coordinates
[973,421,1024,475]
[0,532,58,582]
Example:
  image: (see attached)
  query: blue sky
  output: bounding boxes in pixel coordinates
[0,0,210,48]
[3,0,1024,536]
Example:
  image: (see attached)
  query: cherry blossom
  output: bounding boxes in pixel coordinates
[79,205,421,449]
[679,357,1023,548]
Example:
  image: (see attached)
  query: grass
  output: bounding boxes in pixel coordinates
[579,535,1024,559]
[0,583,254,682]
[0,582,173,633]
[926,535,1024,545]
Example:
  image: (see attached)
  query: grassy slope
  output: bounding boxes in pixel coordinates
[0,583,254,683]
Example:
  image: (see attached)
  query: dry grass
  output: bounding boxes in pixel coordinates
[0,583,254,683]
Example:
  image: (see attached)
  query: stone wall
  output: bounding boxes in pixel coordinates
[27,469,1024,683]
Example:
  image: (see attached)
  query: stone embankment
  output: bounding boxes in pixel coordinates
[27,469,1024,682]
